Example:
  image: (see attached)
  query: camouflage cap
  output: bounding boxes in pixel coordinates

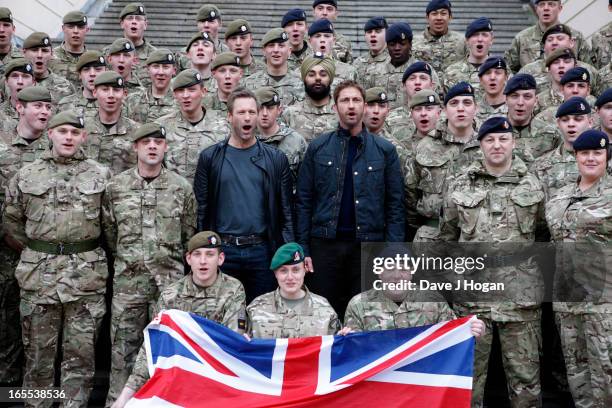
[261,27,289,47]
[17,86,51,103]
[23,32,52,49]
[93,71,125,88]
[76,51,106,71]
[0,7,13,23]
[146,49,175,65]
[545,47,575,67]
[211,52,241,71]
[270,242,305,271]
[4,58,33,78]
[63,10,88,25]
[197,4,221,22]
[254,86,280,106]
[225,19,251,40]
[172,68,203,91]
[300,52,336,81]
[119,2,146,19]
[573,129,609,151]
[365,87,389,104]
[107,38,135,55]
[132,122,166,142]
[188,231,222,251]
[409,89,440,109]
[48,111,85,129]
[187,32,214,51]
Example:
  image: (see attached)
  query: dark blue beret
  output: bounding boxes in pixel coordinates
[560,67,590,86]
[444,81,475,105]
[478,56,507,77]
[313,0,337,8]
[426,0,452,14]
[402,61,433,83]
[573,129,609,151]
[465,17,493,38]
[503,73,536,95]
[308,18,334,36]
[385,22,413,43]
[364,16,387,31]
[477,116,513,140]
[555,96,591,118]
[282,8,307,27]
[595,88,612,108]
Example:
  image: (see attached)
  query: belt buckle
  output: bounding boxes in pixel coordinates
[58,243,65,255]
[235,236,245,246]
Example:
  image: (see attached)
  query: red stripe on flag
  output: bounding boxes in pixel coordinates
[280,337,322,401]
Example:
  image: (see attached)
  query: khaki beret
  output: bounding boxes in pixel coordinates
[107,38,135,55]
[365,87,389,104]
[545,47,576,67]
[93,71,125,88]
[172,69,203,91]
[76,51,106,72]
[187,32,214,51]
[4,58,33,78]
[23,32,52,49]
[409,89,441,109]
[261,27,289,47]
[63,11,87,25]
[0,7,13,23]
[197,4,221,22]
[270,242,305,271]
[211,52,241,71]
[225,19,251,40]
[145,49,175,65]
[254,86,280,106]
[119,3,145,19]
[17,86,51,103]
[48,111,84,129]
[132,122,166,142]
[188,231,222,252]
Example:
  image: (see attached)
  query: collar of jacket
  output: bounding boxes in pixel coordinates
[335,126,366,145]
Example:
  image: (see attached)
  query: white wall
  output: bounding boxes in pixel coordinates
[560,0,611,41]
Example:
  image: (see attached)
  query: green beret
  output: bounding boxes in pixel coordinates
[17,86,51,103]
[132,122,166,142]
[188,231,222,252]
[76,51,106,72]
[270,242,305,271]
[225,19,251,40]
[119,2,145,19]
[172,69,203,91]
[254,86,280,106]
[365,87,389,104]
[107,38,135,55]
[261,28,289,48]
[187,32,214,51]
[300,52,335,82]
[545,47,575,67]
[48,111,84,129]
[93,71,125,88]
[63,11,87,25]
[409,89,441,109]
[23,32,51,49]
[211,52,241,71]
[4,58,33,78]
[0,7,13,23]
[197,4,221,22]
[145,49,176,66]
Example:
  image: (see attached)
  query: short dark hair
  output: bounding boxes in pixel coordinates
[333,80,365,103]
[227,87,260,113]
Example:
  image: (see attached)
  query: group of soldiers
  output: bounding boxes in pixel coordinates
[0,0,611,407]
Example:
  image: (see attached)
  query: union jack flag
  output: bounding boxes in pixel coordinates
[126,310,475,407]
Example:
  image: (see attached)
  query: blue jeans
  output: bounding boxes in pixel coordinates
[221,242,276,304]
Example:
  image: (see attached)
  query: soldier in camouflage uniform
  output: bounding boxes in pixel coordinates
[2,111,111,407]
[244,28,304,106]
[111,231,246,407]
[0,59,35,127]
[596,89,612,140]
[282,8,310,72]
[86,71,138,174]
[439,116,546,408]
[22,32,74,104]
[536,48,580,114]
[476,56,509,123]
[126,49,177,123]
[203,52,243,114]
[57,51,107,117]
[224,19,265,79]
[254,86,307,185]
[545,129,612,408]
[402,89,443,158]
[0,87,52,385]
[282,55,337,142]
[590,2,612,69]
[106,38,146,94]
[311,0,352,63]
[181,32,216,92]
[157,69,227,184]
[412,0,467,74]
[506,0,590,73]
[354,17,390,88]
[195,4,229,54]
[0,8,23,78]
[102,122,197,406]
[601,63,612,90]
[246,242,341,338]
[51,11,90,90]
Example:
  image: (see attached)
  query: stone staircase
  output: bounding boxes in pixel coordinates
[86,0,532,58]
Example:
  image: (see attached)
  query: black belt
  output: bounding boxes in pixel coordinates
[27,238,100,255]
[219,234,265,246]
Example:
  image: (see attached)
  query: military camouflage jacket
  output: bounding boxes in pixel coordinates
[3,149,111,303]
[443,58,482,96]
[243,68,304,106]
[125,86,177,123]
[287,41,309,72]
[241,54,266,78]
[258,122,307,182]
[202,92,228,113]
[57,92,98,118]
[246,287,340,338]
[475,98,508,124]
[511,116,560,166]
[281,97,337,143]
[520,59,603,97]
[590,22,612,69]
[533,94,597,124]
[354,49,389,88]
[0,100,18,122]
[385,106,416,150]
[0,47,23,77]
[412,28,467,74]
[600,63,612,90]
[35,70,75,104]
[531,144,579,202]
[51,44,84,89]
[359,56,416,109]
[333,31,353,64]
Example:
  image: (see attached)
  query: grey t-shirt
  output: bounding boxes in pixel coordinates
[216,143,266,235]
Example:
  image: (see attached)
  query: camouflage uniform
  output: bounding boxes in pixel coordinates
[281,97,337,143]
[531,144,579,202]
[258,122,307,183]
[35,71,75,104]
[475,98,508,124]
[533,94,598,125]
[439,157,545,408]
[83,113,139,175]
[125,86,177,123]
[505,23,591,73]
[599,63,612,89]
[333,31,352,64]
[0,99,18,123]
[0,46,23,77]
[512,116,560,166]
[519,59,602,97]
[246,287,340,338]
[102,167,197,404]
[51,45,84,89]
[3,148,111,407]
[385,106,416,150]
[287,42,309,72]
[57,93,98,118]
[156,109,227,184]
[412,28,467,74]
[360,57,415,109]
[241,55,266,78]
[589,22,612,70]
[124,272,246,391]
[202,92,228,114]
[354,50,390,88]
[443,58,482,96]
[243,69,304,106]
